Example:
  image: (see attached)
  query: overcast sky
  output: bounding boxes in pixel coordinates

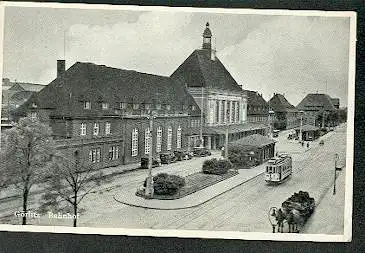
[3,6,351,106]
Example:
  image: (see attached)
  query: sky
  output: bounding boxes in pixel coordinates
[3,6,352,106]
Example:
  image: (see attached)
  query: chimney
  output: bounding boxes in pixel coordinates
[57,60,66,78]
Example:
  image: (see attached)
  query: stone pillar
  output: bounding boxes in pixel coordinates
[207,136,212,149]
[230,101,233,123]
[224,100,228,124]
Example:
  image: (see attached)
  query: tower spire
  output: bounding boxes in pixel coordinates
[202,22,212,50]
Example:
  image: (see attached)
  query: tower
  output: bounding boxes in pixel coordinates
[202,22,212,50]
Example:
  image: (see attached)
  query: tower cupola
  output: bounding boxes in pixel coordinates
[202,22,212,50]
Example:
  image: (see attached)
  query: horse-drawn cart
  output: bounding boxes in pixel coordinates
[271,191,315,233]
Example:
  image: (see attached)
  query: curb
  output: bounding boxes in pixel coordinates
[113,170,265,210]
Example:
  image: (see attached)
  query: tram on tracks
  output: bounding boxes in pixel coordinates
[265,154,292,184]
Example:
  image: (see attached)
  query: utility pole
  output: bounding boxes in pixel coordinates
[145,112,155,199]
[333,154,339,195]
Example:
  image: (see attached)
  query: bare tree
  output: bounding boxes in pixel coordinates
[1,117,55,225]
[40,151,104,227]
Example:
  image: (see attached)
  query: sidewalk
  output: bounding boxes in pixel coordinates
[301,168,346,235]
[113,163,266,210]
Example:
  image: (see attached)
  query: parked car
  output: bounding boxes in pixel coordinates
[140,157,161,169]
[193,147,212,157]
[159,151,178,164]
[174,150,193,161]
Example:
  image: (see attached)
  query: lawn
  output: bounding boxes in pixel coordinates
[136,170,239,200]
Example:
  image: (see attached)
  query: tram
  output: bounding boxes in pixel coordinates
[265,154,292,183]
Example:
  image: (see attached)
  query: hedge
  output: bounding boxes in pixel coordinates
[202,158,232,175]
[145,173,185,196]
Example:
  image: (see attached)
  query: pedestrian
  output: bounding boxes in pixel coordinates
[307,142,310,149]
[301,141,304,147]
[221,146,225,157]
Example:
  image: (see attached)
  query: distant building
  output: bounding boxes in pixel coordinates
[171,23,265,150]
[297,93,339,127]
[1,78,45,129]
[246,90,269,124]
[295,124,320,141]
[330,98,340,109]
[15,60,201,167]
[268,93,300,130]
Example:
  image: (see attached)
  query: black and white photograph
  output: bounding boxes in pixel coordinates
[0,2,356,242]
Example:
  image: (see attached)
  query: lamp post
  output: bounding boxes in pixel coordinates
[268,207,278,233]
[299,110,304,142]
[145,111,157,199]
[333,153,339,195]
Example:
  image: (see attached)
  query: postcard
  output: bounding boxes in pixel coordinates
[0,1,356,242]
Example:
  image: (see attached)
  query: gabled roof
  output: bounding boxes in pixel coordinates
[297,94,337,111]
[8,82,45,92]
[246,90,268,106]
[16,62,200,118]
[230,134,275,148]
[269,93,298,113]
[170,49,243,92]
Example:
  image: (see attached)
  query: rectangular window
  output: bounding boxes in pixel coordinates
[84,101,91,109]
[93,123,99,136]
[156,127,162,153]
[191,105,196,111]
[30,112,37,120]
[236,102,240,122]
[89,148,101,163]
[80,123,86,136]
[105,122,111,135]
[232,102,236,123]
[119,102,127,109]
[108,146,119,161]
[102,102,109,110]
[176,126,182,149]
[132,128,138,157]
[216,100,220,123]
[166,105,171,111]
[156,104,161,110]
[145,104,151,110]
[133,103,140,110]
[145,128,151,155]
[167,127,172,151]
[221,101,225,123]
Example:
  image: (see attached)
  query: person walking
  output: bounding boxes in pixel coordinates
[221,146,225,157]
[307,142,310,149]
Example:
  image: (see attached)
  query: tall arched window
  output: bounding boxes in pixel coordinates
[167,126,172,151]
[131,128,138,157]
[176,126,182,149]
[156,127,162,153]
[145,127,151,155]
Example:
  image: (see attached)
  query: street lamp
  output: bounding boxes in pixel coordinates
[268,207,278,233]
[145,111,157,199]
[299,110,304,142]
[333,153,339,195]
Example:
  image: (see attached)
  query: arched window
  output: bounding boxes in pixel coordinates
[167,126,173,151]
[156,126,162,153]
[131,128,138,157]
[176,126,182,149]
[145,127,151,155]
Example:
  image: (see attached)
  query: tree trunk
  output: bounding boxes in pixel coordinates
[73,194,78,227]
[22,189,28,225]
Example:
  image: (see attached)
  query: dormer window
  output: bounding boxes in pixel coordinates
[102,102,109,110]
[133,103,140,110]
[145,104,151,110]
[182,104,188,110]
[119,102,127,109]
[31,102,37,108]
[166,105,171,111]
[191,105,196,111]
[84,101,91,109]
[155,104,161,110]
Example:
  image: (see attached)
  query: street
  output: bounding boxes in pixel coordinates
[0,125,347,234]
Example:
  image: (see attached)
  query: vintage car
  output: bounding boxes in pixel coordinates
[140,157,161,169]
[159,151,178,164]
[174,150,193,161]
[193,147,212,157]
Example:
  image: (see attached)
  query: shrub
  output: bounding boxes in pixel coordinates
[150,173,185,196]
[202,158,232,175]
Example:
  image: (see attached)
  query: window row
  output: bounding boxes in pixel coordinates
[214,100,241,124]
[80,122,111,136]
[131,126,182,157]
[248,116,268,123]
[83,100,197,112]
[191,119,201,128]
[89,145,119,163]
